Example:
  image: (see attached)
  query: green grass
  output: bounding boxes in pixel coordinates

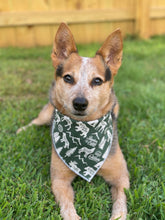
[0,36,165,220]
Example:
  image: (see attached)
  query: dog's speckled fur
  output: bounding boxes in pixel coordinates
[17,23,129,220]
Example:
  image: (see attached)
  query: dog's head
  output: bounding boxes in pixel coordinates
[51,23,122,120]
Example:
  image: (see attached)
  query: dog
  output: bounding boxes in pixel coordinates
[17,23,129,220]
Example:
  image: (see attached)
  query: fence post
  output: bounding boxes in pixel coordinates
[135,0,150,39]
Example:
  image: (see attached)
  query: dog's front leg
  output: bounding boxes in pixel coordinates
[51,147,80,220]
[110,185,128,220]
[98,144,129,220]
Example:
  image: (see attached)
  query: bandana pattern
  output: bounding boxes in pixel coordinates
[51,109,113,182]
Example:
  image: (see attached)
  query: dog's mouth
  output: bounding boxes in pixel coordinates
[72,111,87,117]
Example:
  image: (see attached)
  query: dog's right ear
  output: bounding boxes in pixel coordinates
[51,23,77,67]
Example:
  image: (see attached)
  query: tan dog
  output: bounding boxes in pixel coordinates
[17,23,129,220]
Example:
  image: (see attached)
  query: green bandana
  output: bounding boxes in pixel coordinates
[51,109,113,182]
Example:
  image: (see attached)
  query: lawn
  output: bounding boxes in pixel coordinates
[0,36,165,220]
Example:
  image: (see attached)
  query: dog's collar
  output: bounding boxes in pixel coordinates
[51,109,113,182]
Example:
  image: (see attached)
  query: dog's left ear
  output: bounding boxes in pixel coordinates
[96,29,123,75]
[51,23,77,67]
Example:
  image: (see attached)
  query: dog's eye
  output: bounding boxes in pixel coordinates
[91,77,103,86]
[63,74,74,84]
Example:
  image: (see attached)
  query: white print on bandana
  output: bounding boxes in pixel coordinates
[61,133,69,149]
[78,147,95,158]
[65,147,77,157]
[61,115,72,130]
[67,132,81,145]
[75,122,89,138]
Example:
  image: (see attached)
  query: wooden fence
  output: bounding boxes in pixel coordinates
[0,0,165,47]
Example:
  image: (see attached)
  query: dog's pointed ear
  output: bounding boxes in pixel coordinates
[51,23,78,67]
[96,29,123,75]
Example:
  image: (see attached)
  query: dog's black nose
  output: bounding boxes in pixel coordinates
[73,97,88,111]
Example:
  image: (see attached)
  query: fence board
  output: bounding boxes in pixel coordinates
[151,7,165,18]
[135,0,150,39]
[15,26,35,47]
[0,1,16,47]
[0,9,134,27]
[0,27,16,47]
[34,25,52,46]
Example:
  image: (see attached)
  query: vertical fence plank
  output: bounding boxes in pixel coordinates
[0,27,16,47]
[135,0,150,39]
[150,0,165,36]
[0,0,16,46]
[49,0,67,46]
[32,0,52,46]
[12,0,36,47]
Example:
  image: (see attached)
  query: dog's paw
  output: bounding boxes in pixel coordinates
[16,126,25,134]
[16,123,33,134]
[61,205,81,220]
[110,213,126,220]
[110,217,121,220]
[63,213,81,220]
